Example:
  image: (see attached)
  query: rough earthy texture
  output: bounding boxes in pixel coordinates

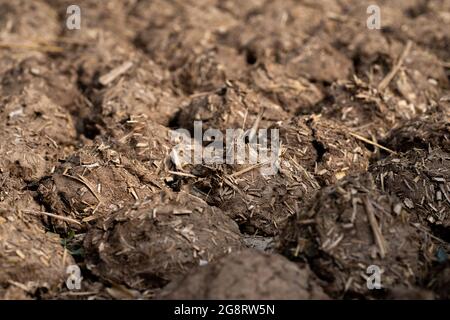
[0,0,449,300]
[0,213,74,299]
[158,249,329,299]
[37,143,163,232]
[371,148,450,228]
[278,174,425,298]
[84,191,242,290]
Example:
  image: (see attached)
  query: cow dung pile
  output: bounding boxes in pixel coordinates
[0,0,449,299]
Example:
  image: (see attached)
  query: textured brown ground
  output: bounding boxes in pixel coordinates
[0,0,449,299]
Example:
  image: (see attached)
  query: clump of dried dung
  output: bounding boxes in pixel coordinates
[0,178,41,221]
[383,115,450,153]
[0,56,82,113]
[316,79,396,138]
[57,28,137,91]
[224,0,341,74]
[37,143,165,231]
[278,173,424,298]
[185,115,370,235]
[0,0,60,73]
[380,44,447,113]
[177,81,288,132]
[0,212,74,299]
[0,89,77,182]
[106,118,178,176]
[190,161,320,236]
[401,2,450,61]
[371,148,450,228]
[158,249,329,299]
[134,0,246,95]
[134,2,238,71]
[83,191,242,290]
[173,46,246,95]
[280,115,371,186]
[89,56,180,127]
[284,36,354,84]
[243,62,324,114]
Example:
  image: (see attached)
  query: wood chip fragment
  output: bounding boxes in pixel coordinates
[99,61,133,86]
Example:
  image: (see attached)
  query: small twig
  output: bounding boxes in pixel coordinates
[349,131,396,154]
[23,210,81,226]
[248,108,265,143]
[7,280,30,292]
[229,162,265,178]
[99,61,133,86]
[363,196,387,258]
[63,174,102,203]
[0,42,63,53]
[168,171,198,178]
[378,40,413,91]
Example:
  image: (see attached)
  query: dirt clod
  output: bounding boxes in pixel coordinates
[278,174,424,298]
[84,191,242,290]
[158,249,329,299]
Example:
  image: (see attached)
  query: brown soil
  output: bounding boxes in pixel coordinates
[157,249,328,299]
[0,0,449,300]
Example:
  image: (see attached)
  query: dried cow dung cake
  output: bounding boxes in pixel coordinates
[278,174,424,298]
[402,3,450,61]
[83,191,242,290]
[173,46,246,95]
[106,119,177,175]
[187,115,370,235]
[192,161,320,236]
[371,148,450,228]
[317,80,396,138]
[284,36,354,84]
[383,114,450,153]
[0,0,60,73]
[135,2,237,70]
[90,56,180,127]
[0,213,74,299]
[37,143,164,231]
[158,249,329,299]
[0,89,77,182]
[177,81,288,132]
[0,56,82,113]
[279,115,371,185]
[244,62,324,115]
[224,0,338,67]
